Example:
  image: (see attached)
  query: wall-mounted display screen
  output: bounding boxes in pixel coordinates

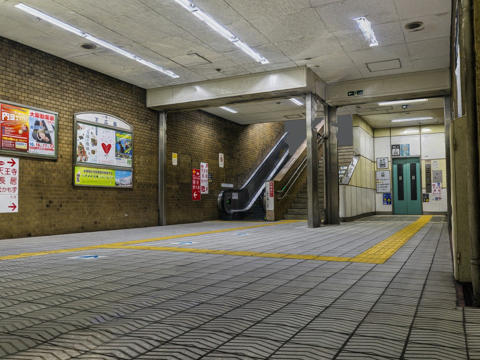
[0,101,58,159]
[74,113,133,188]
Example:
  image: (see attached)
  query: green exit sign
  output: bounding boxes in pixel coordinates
[347,90,364,96]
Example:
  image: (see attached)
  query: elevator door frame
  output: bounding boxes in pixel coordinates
[392,157,422,215]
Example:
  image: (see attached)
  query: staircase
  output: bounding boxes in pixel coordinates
[284,146,354,220]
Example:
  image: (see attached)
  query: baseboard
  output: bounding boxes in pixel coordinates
[340,212,376,222]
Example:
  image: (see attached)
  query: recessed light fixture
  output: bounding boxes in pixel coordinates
[220,106,238,114]
[378,99,428,106]
[391,117,434,123]
[403,129,420,134]
[174,0,269,64]
[289,98,303,106]
[15,3,180,78]
[354,17,378,47]
[80,43,97,50]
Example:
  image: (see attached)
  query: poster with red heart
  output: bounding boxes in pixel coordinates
[97,127,115,166]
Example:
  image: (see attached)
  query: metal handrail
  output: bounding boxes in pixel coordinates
[277,134,325,200]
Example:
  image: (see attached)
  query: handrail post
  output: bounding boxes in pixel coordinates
[306,93,321,228]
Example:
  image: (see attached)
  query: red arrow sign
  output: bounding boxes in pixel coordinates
[0,161,4,166]
[8,203,17,211]
[7,159,16,167]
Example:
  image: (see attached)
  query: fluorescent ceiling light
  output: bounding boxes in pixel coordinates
[378,99,428,106]
[403,129,419,134]
[220,106,238,113]
[289,98,303,106]
[391,117,434,123]
[174,0,269,65]
[15,3,179,78]
[422,128,432,132]
[354,17,378,47]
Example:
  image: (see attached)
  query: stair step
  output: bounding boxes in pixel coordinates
[290,203,307,209]
[287,208,308,215]
[284,214,307,220]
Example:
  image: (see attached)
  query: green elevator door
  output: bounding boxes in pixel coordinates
[393,158,422,215]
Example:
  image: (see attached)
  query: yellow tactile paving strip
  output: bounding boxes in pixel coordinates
[0,216,432,264]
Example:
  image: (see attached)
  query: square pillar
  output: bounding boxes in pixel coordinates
[306,93,321,228]
[159,111,167,226]
[325,106,340,225]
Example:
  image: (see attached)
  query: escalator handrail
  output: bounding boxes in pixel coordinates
[238,132,289,191]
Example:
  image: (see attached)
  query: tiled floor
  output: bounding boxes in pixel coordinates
[0,215,478,359]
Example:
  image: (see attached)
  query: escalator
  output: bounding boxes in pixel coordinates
[217,132,290,220]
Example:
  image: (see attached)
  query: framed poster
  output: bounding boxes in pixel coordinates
[0,100,58,159]
[73,112,133,188]
[376,157,389,169]
[376,170,391,193]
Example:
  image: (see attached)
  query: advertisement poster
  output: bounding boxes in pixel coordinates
[98,127,116,166]
[400,144,410,156]
[1,104,29,152]
[115,170,133,187]
[192,169,201,201]
[74,166,115,187]
[29,110,55,155]
[115,131,132,168]
[0,156,19,213]
[200,162,209,194]
[76,123,98,164]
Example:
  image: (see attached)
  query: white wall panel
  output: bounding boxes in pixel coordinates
[345,186,352,218]
[391,135,421,156]
[339,185,346,218]
[422,188,447,212]
[374,137,391,162]
[421,133,446,159]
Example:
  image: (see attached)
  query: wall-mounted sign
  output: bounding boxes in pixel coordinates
[192,169,200,201]
[400,144,410,156]
[0,156,19,213]
[433,170,443,183]
[383,193,392,205]
[376,170,391,193]
[208,173,212,183]
[423,194,429,202]
[172,153,177,166]
[219,153,224,168]
[425,162,432,193]
[376,157,389,169]
[0,101,58,159]
[265,181,274,210]
[200,162,209,194]
[74,112,133,188]
[432,183,442,197]
[391,145,400,156]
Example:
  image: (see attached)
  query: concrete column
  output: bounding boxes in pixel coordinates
[325,106,340,225]
[305,93,320,228]
[443,96,453,235]
[158,111,167,226]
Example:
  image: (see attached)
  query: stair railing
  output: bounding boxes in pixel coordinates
[277,122,325,200]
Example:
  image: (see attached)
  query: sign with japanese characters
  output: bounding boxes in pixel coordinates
[219,153,224,168]
[200,162,209,194]
[383,193,392,205]
[376,170,391,193]
[192,169,201,201]
[0,156,19,213]
[0,101,57,159]
[265,181,274,211]
[74,166,133,188]
[432,183,442,200]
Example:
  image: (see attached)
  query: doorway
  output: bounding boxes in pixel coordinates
[393,158,422,215]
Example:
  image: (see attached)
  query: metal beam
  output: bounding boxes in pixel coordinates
[306,93,320,228]
[158,111,167,226]
[325,106,340,225]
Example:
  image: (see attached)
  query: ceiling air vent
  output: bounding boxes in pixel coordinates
[366,59,401,72]
[80,43,97,50]
[404,21,425,32]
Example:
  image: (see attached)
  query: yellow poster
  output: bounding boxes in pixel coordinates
[74,166,115,187]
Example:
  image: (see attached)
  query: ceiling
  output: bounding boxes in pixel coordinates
[0,0,451,89]
[202,96,445,128]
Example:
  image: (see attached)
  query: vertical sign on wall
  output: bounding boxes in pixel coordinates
[200,162,209,194]
[265,181,274,211]
[192,169,201,201]
[219,153,224,168]
[0,156,19,213]
[376,170,391,193]
[172,153,177,166]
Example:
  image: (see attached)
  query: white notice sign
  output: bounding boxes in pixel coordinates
[172,153,177,166]
[265,181,274,211]
[0,156,19,213]
[200,162,209,194]
[376,170,391,193]
[219,153,224,168]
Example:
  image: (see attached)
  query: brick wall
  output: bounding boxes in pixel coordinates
[166,110,284,225]
[0,37,159,239]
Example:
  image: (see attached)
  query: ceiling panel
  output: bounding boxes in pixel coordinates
[393,0,451,20]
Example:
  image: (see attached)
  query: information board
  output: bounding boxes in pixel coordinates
[376,170,391,193]
[74,113,133,188]
[0,156,19,213]
[0,101,58,159]
[192,169,201,201]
